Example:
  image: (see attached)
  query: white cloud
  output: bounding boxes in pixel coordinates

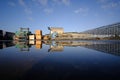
[28,17,33,21]
[98,0,120,9]
[18,0,32,14]
[19,0,71,15]
[24,8,32,14]
[32,0,36,1]
[44,8,53,14]
[74,8,89,14]
[98,0,108,3]
[38,0,48,6]
[101,2,119,9]
[52,0,61,5]
[52,0,70,6]
[19,0,26,7]
[8,2,16,7]
[62,0,70,6]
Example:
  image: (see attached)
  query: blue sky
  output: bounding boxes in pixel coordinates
[0,0,120,34]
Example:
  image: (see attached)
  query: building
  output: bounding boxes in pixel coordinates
[4,32,15,40]
[82,22,120,39]
[60,32,93,40]
[0,30,15,40]
[48,27,64,34]
[48,27,64,39]
[47,22,120,40]
[0,30,3,40]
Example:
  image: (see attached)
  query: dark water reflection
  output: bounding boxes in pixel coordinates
[0,40,120,80]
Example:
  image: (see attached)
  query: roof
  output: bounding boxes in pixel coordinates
[48,27,63,30]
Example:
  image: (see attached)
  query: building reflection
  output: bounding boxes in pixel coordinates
[44,40,120,56]
[13,40,42,51]
[0,40,43,51]
[82,42,120,56]
[14,41,31,51]
[0,41,15,49]
[48,41,64,52]
[35,40,42,49]
[0,40,120,56]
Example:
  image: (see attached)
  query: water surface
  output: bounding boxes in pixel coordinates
[0,40,120,80]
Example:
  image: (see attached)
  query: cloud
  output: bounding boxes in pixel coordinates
[19,0,26,7]
[37,0,48,6]
[44,8,53,14]
[20,0,71,15]
[74,8,89,14]
[101,2,119,9]
[98,0,120,9]
[24,8,32,14]
[98,0,108,3]
[32,0,36,1]
[52,0,70,6]
[8,2,16,7]
[62,0,70,6]
[52,0,61,5]
[28,17,33,21]
[18,0,32,14]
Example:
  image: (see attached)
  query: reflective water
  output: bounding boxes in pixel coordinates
[0,40,120,80]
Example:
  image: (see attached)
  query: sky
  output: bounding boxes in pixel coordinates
[0,0,120,34]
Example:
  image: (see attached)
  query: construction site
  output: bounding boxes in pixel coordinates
[0,22,120,41]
